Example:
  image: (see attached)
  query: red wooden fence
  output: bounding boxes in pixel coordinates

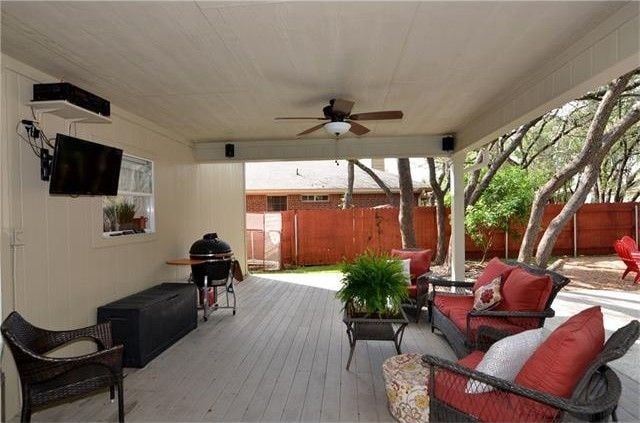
[249,203,638,268]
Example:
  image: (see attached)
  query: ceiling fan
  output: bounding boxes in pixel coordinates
[275,98,403,138]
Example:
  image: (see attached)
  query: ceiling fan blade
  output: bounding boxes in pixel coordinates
[275,117,328,120]
[297,123,326,136]
[332,98,355,115]
[349,111,403,120]
[347,121,370,136]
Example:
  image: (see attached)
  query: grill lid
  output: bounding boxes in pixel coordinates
[189,233,232,256]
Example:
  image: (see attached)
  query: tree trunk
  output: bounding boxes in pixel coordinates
[518,71,636,263]
[535,98,640,266]
[535,164,599,266]
[343,160,355,209]
[427,158,447,264]
[397,158,417,248]
[352,159,396,206]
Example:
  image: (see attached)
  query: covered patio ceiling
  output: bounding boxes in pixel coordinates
[1,1,637,160]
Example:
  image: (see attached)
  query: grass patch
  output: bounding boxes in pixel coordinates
[255,264,342,274]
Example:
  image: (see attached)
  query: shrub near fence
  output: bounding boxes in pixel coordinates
[249,203,639,268]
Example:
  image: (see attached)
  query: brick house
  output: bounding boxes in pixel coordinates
[245,160,428,212]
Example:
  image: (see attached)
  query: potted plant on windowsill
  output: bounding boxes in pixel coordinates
[116,201,137,231]
[337,251,409,319]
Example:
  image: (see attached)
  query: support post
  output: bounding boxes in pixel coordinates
[450,153,466,281]
[573,213,578,258]
[635,204,638,246]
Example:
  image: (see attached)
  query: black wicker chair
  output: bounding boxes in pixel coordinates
[1,312,125,422]
[428,260,571,358]
[422,320,639,422]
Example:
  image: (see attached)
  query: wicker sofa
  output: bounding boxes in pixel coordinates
[428,259,570,358]
[422,319,639,422]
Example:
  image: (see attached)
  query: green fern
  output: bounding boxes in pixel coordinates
[336,251,409,317]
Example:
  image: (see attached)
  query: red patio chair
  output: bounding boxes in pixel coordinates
[391,248,432,323]
[614,237,640,283]
[620,235,638,251]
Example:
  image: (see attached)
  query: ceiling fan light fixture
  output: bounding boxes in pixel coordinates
[325,121,351,137]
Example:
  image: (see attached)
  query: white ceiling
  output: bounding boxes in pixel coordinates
[1,1,627,143]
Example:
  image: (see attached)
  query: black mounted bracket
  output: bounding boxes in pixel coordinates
[21,119,40,138]
[40,148,52,181]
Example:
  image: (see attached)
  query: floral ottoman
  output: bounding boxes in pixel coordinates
[382,353,430,423]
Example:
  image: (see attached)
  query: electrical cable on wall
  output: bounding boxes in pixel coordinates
[17,118,54,181]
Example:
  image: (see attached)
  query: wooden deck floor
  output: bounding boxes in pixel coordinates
[31,276,638,422]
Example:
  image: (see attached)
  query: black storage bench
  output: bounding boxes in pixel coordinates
[98,283,197,367]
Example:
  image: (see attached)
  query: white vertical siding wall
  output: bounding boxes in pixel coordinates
[0,55,245,418]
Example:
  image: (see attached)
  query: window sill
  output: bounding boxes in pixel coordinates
[93,231,157,248]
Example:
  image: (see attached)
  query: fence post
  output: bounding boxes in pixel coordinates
[250,231,255,261]
[635,204,638,246]
[573,213,578,258]
[505,226,509,260]
[294,211,299,266]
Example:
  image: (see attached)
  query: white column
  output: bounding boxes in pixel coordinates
[450,153,466,281]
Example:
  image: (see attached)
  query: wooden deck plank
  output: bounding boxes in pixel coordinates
[319,299,344,422]
[300,289,333,421]
[26,276,639,423]
[220,284,312,421]
[240,286,315,421]
[260,287,324,421]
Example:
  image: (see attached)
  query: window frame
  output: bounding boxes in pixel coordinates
[101,153,156,239]
[301,194,330,203]
[266,195,288,211]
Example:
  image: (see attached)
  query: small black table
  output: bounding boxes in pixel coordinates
[342,308,409,370]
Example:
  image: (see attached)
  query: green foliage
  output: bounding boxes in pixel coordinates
[103,202,118,225]
[465,166,541,260]
[336,251,409,317]
[103,199,137,228]
[116,201,137,223]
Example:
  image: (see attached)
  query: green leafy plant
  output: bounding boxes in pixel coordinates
[465,166,542,261]
[336,251,409,318]
[116,201,137,224]
[103,202,118,226]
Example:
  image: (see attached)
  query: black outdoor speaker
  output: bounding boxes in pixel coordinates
[225,143,235,158]
[442,135,455,151]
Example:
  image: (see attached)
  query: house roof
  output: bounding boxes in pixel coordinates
[245,161,426,194]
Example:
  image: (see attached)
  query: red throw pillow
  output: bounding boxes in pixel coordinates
[515,306,605,398]
[391,249,432,283]
[496,267,553,314]
[473,257,516,291]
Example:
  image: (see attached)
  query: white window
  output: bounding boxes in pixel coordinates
[301,194,329,202]
[102,155,155,236]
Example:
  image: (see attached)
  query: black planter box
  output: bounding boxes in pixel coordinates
[98,283,197,367]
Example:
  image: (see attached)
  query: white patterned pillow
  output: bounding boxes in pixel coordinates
[473,276,502,311]
[465,328,546,394]
[401,259,411,284]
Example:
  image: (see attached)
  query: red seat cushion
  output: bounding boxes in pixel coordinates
[496,267,553,326]
[433,294,474,317]
[515,306,605,398]
[391,249,432,284]
[473,257,517,291]
[448,308,525,341]
[434,351,557,422]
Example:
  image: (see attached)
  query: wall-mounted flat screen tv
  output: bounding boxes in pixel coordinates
[49,134,123,196]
